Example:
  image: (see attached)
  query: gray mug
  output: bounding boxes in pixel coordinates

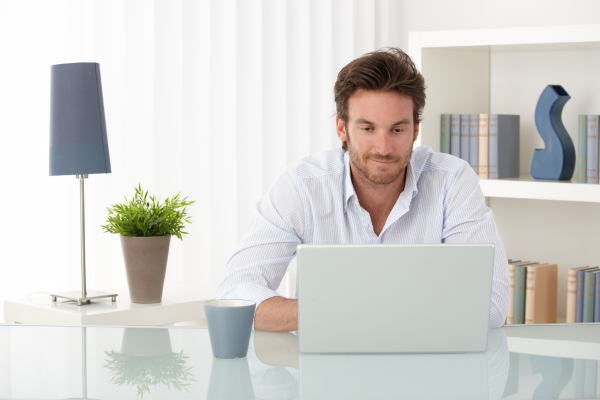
[204,300,256,359]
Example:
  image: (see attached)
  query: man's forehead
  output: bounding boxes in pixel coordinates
[349,88,412,101]
[348,90,414,123]
[355,117,411,125]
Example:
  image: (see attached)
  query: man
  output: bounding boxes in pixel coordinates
[217,48,509,332]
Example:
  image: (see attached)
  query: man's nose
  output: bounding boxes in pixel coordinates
[374,130,393,155]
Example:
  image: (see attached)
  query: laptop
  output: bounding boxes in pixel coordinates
[297,244,495,354]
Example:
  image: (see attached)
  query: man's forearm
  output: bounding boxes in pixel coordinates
[254,296,298,332]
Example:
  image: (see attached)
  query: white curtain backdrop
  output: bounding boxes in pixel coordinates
[0,0,402,319]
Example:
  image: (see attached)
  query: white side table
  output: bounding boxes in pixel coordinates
[3,284,212,326]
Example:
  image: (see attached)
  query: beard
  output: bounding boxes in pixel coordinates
[347,136,413,186]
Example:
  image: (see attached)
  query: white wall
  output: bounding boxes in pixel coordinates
[0,0,398,322]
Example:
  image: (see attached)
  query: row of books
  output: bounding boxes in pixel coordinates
[440,114,520,179]
[578,115,600,183]
[567,266,600,323]
[505,260,557,325]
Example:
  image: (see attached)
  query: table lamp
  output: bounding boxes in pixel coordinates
[49,62,117,306]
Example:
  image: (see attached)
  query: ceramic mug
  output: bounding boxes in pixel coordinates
[204,299,256,359]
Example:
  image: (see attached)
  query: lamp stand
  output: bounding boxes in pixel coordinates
[50,175,118,306]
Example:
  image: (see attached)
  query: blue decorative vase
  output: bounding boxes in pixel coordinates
[530,85,575,180]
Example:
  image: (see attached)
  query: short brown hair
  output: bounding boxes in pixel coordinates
[334,47,426,151]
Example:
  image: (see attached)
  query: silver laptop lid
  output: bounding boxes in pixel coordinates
[297,244,495,354]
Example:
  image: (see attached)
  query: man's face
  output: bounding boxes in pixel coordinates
[336,90,419,186]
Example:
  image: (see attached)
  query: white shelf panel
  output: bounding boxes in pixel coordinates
[480,176,600,203]
[414,24,600,50]
[506,336,600,360]
[504,324,600,360]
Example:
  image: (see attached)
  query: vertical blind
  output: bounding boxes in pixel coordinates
[0,0,401,314]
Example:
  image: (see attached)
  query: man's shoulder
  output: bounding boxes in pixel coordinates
[287,148,346,181]
[411,145,474,179]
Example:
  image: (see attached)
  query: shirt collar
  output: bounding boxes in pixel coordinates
[343,151,356,212]
[342,150,419,213]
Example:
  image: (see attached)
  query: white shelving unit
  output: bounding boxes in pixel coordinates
[478,176,600,203]
[408,24,600,319]
[409,24,600,204]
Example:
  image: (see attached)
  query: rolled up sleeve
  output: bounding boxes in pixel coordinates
[442,163,510,328]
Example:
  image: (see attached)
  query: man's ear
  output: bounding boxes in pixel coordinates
[413,118,420,142]
[336,114,348,143]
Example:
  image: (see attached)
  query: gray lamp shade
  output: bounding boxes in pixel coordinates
[49,62,111,176]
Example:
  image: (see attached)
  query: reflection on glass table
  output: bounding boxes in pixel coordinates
[102,328,195,398]
[0,323,599,399]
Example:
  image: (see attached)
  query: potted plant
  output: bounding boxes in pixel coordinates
[101,184,194,303]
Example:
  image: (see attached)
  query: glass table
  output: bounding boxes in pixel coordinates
[0,323,598,399]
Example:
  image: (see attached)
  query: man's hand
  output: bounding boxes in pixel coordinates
[254,296,298,332]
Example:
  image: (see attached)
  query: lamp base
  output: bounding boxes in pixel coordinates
[50,290,118,306]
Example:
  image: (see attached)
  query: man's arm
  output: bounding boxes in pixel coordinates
[217,171,305,331]
[442,163,510,328]
[254,297,298,332]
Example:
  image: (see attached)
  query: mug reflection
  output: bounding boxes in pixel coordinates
[207,357,256,400]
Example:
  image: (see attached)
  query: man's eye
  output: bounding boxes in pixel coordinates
[361,127,372,131]
[394,129,405,133]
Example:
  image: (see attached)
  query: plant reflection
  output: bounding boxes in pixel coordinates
[103,328,195,398]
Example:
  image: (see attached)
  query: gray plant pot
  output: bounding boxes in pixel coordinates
[120,235,171,304]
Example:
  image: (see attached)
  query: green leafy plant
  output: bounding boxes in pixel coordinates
[101,183,195,240]
[103,350,195,399]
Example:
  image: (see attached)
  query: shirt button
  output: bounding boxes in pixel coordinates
[364,223,369,228]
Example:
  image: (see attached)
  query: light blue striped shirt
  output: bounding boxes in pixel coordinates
[217,146,509,328]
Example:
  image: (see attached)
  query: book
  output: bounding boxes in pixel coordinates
[595,273,600,322]
[583,269,599,323]
[577,267,599,322]
[579,115,587,183]
[507,261,531,324]
[525,263,557,324]
[469,114,479,173]
[440,114,450,154]
[587,115,599,184]
[508,263,515,324]
[488,114,520,179]
[450,114,460,158]
[478,114,489,179]
[460,114,470,163]
[513,264,528,324]
[567,266,590,323]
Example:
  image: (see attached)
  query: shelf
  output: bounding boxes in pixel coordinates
[504,324,600,360]
[407,24,600,325]
[408,24,600,185]
[480,176,600,203]
[409,24,600,67]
